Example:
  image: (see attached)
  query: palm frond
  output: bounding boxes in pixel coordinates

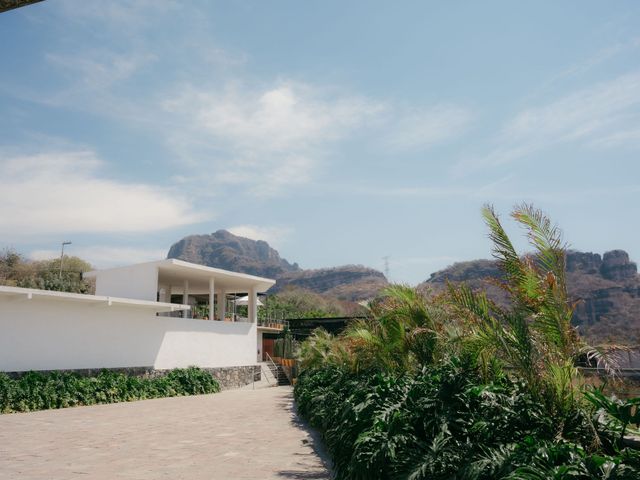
[482,204,526,287]
[579,344,627,377]
[512,203,567,287]
[448,282,494,323]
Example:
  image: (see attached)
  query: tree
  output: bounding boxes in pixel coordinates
[0,248,93,294]
[449,204,613,415]
[259,287,348,320]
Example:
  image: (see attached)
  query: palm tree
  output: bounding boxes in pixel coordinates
[450,203,613,414]
[298,328,351,371]
[340,284,453,373]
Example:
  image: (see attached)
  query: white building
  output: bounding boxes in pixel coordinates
[0,259,277,386]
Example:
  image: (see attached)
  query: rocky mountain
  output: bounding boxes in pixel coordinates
[274,266,388,301]
[167,230,299,279]
[421,250,640,343]
[168,231,640,339]
[167,230,388,301]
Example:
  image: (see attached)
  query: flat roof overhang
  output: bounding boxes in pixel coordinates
[158,259,275,293]
[0,285,190,312]
[85,259,276,295]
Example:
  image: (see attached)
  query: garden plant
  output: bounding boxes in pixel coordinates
[294,204,640,479]
[0,366,220,413]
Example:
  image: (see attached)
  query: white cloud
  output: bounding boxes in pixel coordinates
[384,105,472,151]
[162,81,385,196]
[0,151,206,236]
[589,127,640,148]
[227,225,293,247]
[13,3,474,201]
[29,49,160,122]
[454,71,640,175]
[46,50,156,92]
[347,177,640,205]
[10,4,474,201]
[503,72,640,142]
[165,83,382,152]
[55,0,180,33]
[350,175,515,199]
[162,81,475,196]
[30,246,168,268]
[524,37,640,101]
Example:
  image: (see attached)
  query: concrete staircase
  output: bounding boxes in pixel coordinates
[263,356,291,386]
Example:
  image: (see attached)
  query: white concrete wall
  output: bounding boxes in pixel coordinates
[93,263,159,301]
[257,330,264,362]
[0,297,257,372]
[154,321,256,370]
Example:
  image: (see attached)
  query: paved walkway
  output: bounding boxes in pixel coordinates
[0,387,332,479]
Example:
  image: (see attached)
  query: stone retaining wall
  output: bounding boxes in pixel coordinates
[201,365,261,390]
[3,365,261,390]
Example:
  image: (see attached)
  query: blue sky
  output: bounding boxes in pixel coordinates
[1,1,639,284]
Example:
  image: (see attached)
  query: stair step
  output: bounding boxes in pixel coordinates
[275,365,291,385]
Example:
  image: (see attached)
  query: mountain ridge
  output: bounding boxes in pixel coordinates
[167,230,388,301]
[167,230,640,341]
[421,249,640,342]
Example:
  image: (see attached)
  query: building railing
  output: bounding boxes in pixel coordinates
[156,311,255,322]
[257,318,287,330]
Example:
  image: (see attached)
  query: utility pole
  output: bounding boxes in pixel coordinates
[59,241,72,280]
[382,255,390,281]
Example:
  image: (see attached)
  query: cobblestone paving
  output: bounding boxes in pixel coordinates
[0,387,332,479]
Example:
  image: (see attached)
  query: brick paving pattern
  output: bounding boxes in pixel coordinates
[0,386,332,479]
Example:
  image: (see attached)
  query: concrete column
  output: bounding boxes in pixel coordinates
[162,285,172,303]
[248,287,257,324]
[183,280,189,318]
[209,278,215,321]
[217,289,226,321]
[231,292,237,321]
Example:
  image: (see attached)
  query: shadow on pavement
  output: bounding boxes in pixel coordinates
[275,389,334,480]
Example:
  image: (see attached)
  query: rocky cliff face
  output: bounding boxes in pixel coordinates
[274,266,388,301]
[167,230,299,278]
[568,250,640,341]
[566,250,639,281]
[167,230,387,301]
[421,250,640,342]
[600,250,638,281]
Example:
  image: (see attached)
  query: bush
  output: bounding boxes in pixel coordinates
[294,359,640,479]
[293,205,640,478]
[0,367,220,413]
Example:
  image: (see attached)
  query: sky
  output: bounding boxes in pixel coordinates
[1,1,640,284]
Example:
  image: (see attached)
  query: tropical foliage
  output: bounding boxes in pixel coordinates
[294,204,639,479]
[0,367,220,413]
[296,361,640,479]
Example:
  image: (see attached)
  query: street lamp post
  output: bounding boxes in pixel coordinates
[59,241,72,280]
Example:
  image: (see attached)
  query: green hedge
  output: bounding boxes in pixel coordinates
[0,367,220,413]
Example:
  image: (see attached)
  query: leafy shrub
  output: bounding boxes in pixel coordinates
[164,367,221,395]
[293,205,640,478]
[294,359,640,479]
[0,367,220,413]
